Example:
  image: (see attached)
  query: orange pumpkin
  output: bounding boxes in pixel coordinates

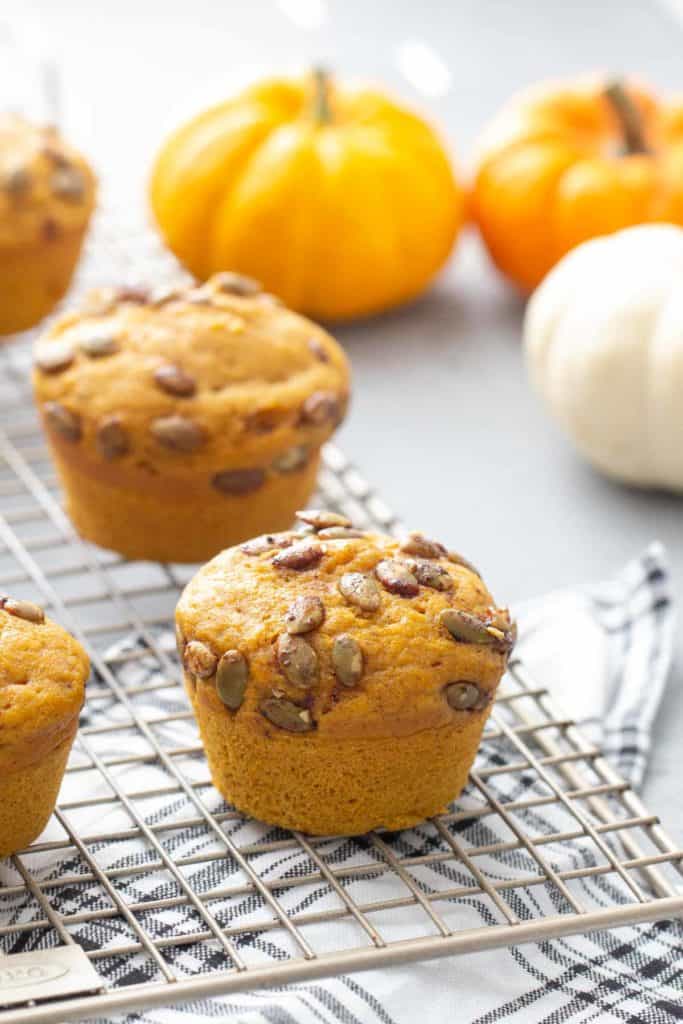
[150,70,464,321]
[470,77,683,292]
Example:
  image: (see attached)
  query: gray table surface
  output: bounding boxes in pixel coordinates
[4,0,681,849]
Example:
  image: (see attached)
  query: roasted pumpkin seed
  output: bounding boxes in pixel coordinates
[212,467,266,495]
[272,445,309,473]
[284,595,326,634]
[296,509,351,531]
[440,608,511,650]
[399,532,447,559]
[332,634,363,687]
[317,526,366,540]
[338,573,381,612]
[51,165,86,201]
[154,364,197,397]
[241,532,295,555]
[277,633,319,688]
[1,597,45,624]
[272,540,323,571]
[44,402,81,442]
[97,415,130,460]
[151,415,205,453]
[216,650,249,709]
[261,698,314,732]
[375,559,419,597]
[445,681,483,711]
[214,271,261,296]
[308,338,329,363]
[301,390,340,426]
[407,559,453,591]
[2,166,30,195]
[184,640,217,679]
[35,339,75,374]
[79,329,119,357]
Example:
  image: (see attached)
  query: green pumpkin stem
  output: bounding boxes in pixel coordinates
[311,67,332,124]
[604,79,650,155]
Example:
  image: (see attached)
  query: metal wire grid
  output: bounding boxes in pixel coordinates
[0,223,680,1023]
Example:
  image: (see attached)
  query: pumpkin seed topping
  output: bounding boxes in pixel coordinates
[97,415,130,460]
[445,681,484,711]
[2,166,31,195]
[216,650,249,709]
[261,698,314,732]
[440,608,512,651]
[154,364,197,397]
[44,402,81,442]
[212,468,266,495]
[284,595,326,634]
[338,573,381,612]
[184,640,217,679]
[308,338,330,363]
[332,634,363,687]
[116,285,149,304]
[151,415,205,453]
[375,559,419,597]
[301,390,340,426]
[50,165,86,202]
[241,532,296,555]
[399,532,448,559]
[214,271,262,296]
[79,328,119,357]
[277,633,319,688]
[0,597,45,624]
[35,339,75,374]
[406,559,453,591]
[272,540,323,571]
[272,445,309,473]
[296,509,351,531]
[318,526,366,540]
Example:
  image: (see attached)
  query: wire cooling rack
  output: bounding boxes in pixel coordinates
[0,217,681,1024]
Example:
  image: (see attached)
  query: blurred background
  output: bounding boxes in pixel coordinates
[2,0,682,838]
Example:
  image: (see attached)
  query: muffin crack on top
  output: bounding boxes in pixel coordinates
[175,513,514,835]
[32,274,351,563]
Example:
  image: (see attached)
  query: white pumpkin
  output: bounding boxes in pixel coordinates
[524,223,683,491]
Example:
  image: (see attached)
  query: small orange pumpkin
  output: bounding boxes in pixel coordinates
[470,77,683,291]
[150,70,464,321]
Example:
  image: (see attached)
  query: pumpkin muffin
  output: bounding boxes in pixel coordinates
[176,514,514,835]
[0,113,96,335]
[32,274,350,563]
[0,596,89,857]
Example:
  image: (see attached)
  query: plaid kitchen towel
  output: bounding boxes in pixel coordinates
[2,545,680,1024]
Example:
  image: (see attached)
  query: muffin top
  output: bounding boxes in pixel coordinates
[176,513,514,741]
[0,113,96,246]
[33,274,350,491]
[0,597,89,772]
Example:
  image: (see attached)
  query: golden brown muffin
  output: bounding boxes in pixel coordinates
[0,114,96,335]
[32,274,350,563]
[176,514,514,835]
[0,596,89,857]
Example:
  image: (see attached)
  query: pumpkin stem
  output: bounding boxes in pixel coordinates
[604,79,650,155]
[311,67,332,124]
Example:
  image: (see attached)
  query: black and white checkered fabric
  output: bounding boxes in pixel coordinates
[2,546,680,1024]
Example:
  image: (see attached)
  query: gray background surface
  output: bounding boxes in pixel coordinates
[3,0,681,841]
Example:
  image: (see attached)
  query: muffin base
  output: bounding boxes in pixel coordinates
[0,226,87,336]
[49,447,322,563]
[186,678,488,835]
[0,734,75,857]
